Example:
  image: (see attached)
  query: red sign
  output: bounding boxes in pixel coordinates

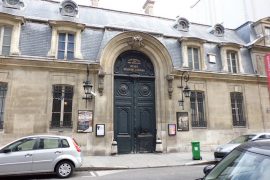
[265,53,270,91]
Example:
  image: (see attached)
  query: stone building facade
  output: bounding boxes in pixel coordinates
[0,0,269,155]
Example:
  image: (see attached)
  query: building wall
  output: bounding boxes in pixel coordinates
[0,59,100,153]
[0,55,269,154]
[170,75,269,152]
[0,0,269,155]
[190,0,270,28]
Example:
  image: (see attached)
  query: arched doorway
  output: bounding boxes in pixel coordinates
[114,50,156,154]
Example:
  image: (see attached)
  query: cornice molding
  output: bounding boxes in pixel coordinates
[0,12,25,24]
[0,56,100,72]
[48,20,85,30]
[178,37,207,43]
[249,44,270,52]
[218,42,243,48]
[172,69,266,83]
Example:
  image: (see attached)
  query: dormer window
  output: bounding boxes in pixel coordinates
[227,51,239,73]
[174,17,190,32]
[219,43,244,74]
[0,26,12,56]
[2,0,24,9]
[265,27,270,46]
[48,20,85,60]
[179,37,206,71]
[60,0,78,17]
[210,24,225,37]
[57,33,74,60]
[0,13,24,55]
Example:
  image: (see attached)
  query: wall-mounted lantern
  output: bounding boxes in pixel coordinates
[178,71,191,110]
[83,64,94,108]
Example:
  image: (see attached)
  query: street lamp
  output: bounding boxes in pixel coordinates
[178,71,191,110]
[83,64,93,108]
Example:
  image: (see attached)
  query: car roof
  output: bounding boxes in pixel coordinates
[242,132,270,136]
[237,140,270,156]
[21,135,72,139]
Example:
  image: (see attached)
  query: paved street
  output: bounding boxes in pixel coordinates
[1,165,206,180]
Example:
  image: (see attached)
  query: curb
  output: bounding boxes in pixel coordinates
[76,161,216,171]
[77,167,129,171]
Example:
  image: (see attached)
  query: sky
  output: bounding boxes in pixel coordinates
[71,0,198,19]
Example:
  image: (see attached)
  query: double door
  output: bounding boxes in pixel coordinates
[114,76,156,154]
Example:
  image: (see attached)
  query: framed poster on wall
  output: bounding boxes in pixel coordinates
[96,124,105,137]
[77,110,93,133]
[177,112,189,131]
[168,124,176,136]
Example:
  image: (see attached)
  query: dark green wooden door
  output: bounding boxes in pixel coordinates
[114,51,156,154]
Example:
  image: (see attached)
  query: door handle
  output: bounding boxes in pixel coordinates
[25,154,32,157]
[55,151,62,154]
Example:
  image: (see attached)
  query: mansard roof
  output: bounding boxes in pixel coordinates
[0,0,247,45]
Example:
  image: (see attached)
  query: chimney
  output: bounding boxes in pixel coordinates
[143,0,155,15]
[91,0,99,7]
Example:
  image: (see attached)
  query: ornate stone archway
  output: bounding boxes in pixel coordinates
[94,31,173,155]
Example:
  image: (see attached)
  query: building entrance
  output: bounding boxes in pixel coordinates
[114,50,156,154]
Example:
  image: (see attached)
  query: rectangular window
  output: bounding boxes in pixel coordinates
[227,51,238,73]
[265,27,270,46]
[255,55,266,76]
[51,85,73,128]
[0,83,7,130]
[230,92,246,127]
[57,33,74,60]
[188,47,200,70]
[190,91,207,127]
[0,26,12,56]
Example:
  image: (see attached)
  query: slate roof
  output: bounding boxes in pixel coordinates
[0,0,249,44]
[0,0,258,74]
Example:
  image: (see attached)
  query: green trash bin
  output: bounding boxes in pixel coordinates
[191,141,202,160]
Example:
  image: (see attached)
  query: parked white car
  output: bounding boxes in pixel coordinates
[214,133,270,161]
[0,135,82,178]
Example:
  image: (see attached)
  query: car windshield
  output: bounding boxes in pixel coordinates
[205,149,270,180]
[229,135,255,144]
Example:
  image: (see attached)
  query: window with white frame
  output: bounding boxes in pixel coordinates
[51,85,73,129]
[227,51,238,73]
[190,91,207,128]
[0,26,12,56]
[0,83,7,130]
[188,47,200,70]
[230,92,246,127]
[57,33,75,60]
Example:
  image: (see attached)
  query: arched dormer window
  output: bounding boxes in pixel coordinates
[174,17,190,32]
[210,24,225,37]
[2,0,24,9]
[60,0,78,17]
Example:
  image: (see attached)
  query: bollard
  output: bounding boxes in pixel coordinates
[111,139,118,155]
[155,138,163,153]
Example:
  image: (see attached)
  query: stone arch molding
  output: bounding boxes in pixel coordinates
[96,31,174,151]
[100,31,173,76]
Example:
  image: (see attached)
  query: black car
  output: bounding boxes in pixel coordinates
[200,139,270,180]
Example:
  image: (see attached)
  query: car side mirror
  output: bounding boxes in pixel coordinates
[203,165,215,175]
[3,149,11,153]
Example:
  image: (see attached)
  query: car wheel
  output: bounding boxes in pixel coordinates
[55,160,74,178]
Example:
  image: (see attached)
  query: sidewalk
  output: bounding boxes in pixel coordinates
[79,151,215,171]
